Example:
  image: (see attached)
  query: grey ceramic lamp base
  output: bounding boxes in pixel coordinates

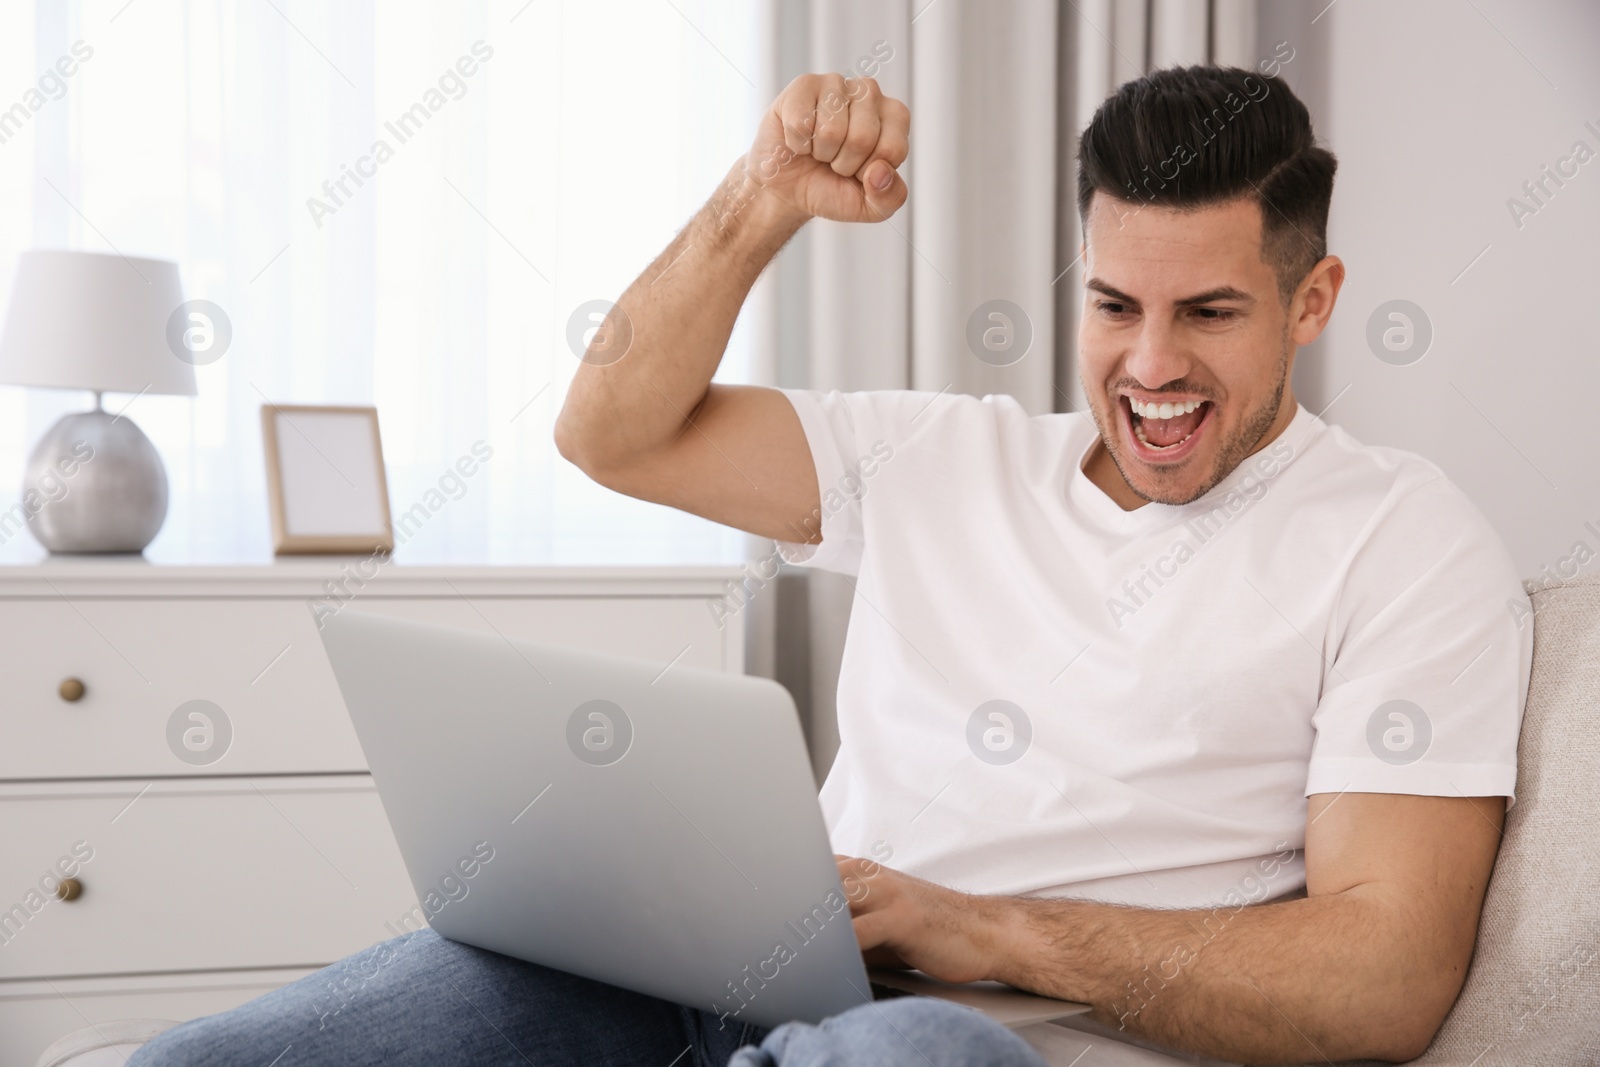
[24,409,169,553]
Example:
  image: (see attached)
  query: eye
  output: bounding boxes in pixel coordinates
[1192,307,1237,322]
[1095,299,1136,318]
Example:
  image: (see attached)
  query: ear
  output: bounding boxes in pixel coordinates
[1290,255,1345,346]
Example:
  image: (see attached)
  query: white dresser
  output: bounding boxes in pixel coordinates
[0,559,745,1066]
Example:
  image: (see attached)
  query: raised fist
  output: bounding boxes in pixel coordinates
[744,73,910,224]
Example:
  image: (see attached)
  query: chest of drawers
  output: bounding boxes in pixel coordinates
[0,561,744,1066]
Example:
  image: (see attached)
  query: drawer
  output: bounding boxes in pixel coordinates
[0,967,315,1067]
[0,599,366,779]
[0,596,733,779]
[0,778,415,982]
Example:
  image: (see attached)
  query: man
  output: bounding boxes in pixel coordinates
[134,66,1527,1067]
[553,62,1527,1062]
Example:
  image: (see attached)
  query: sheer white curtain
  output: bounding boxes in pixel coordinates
[0,0,769,565]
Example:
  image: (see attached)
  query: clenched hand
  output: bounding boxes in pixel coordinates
[744,73,910,225]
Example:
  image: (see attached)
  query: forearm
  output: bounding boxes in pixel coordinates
[554,159,804,471]
[981,887,1454,1063]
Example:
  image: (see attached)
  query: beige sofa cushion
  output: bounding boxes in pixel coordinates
[1412,573,1600,1064]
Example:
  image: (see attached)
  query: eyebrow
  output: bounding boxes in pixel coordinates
[1085,278,1256,308]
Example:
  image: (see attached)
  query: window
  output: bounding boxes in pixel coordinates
[0,0,768,564]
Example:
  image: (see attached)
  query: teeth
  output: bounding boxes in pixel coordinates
[1129,398,1203,419]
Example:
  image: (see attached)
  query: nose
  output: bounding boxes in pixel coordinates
[1123,316,1192,391]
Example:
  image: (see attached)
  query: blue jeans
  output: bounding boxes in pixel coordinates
[129,929,1049,1067]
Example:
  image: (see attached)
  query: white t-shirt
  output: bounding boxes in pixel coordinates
[775,388,1532,910]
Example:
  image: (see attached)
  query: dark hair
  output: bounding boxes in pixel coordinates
[1077,65,1337,303]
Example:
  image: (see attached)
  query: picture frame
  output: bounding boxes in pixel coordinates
[261,404,394,555]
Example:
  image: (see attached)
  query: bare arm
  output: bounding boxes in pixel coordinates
[554,74,909,543]
[844,792,1504,1063]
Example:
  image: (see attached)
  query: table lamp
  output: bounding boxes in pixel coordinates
[0,250,197,553]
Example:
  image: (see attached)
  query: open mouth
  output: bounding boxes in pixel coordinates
[1120,395,1213,463]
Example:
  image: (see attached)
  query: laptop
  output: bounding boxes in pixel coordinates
[317,608,1089,1031]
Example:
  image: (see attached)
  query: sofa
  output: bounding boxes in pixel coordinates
[1406,572,1600,1064]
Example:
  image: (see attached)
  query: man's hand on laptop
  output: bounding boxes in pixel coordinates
[839,855,994,983]
[839,791,1504,1063]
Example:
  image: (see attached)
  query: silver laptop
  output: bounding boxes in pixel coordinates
[317,608,1088,1031]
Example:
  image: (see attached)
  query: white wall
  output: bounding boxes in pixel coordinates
[1272,0,1600,580]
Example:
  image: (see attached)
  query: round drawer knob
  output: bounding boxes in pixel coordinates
[56,878,83,902]
[59,678,87,702]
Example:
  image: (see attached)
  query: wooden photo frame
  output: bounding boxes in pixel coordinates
[261,404,394,555]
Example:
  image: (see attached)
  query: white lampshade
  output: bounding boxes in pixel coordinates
[0,249,198,396]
